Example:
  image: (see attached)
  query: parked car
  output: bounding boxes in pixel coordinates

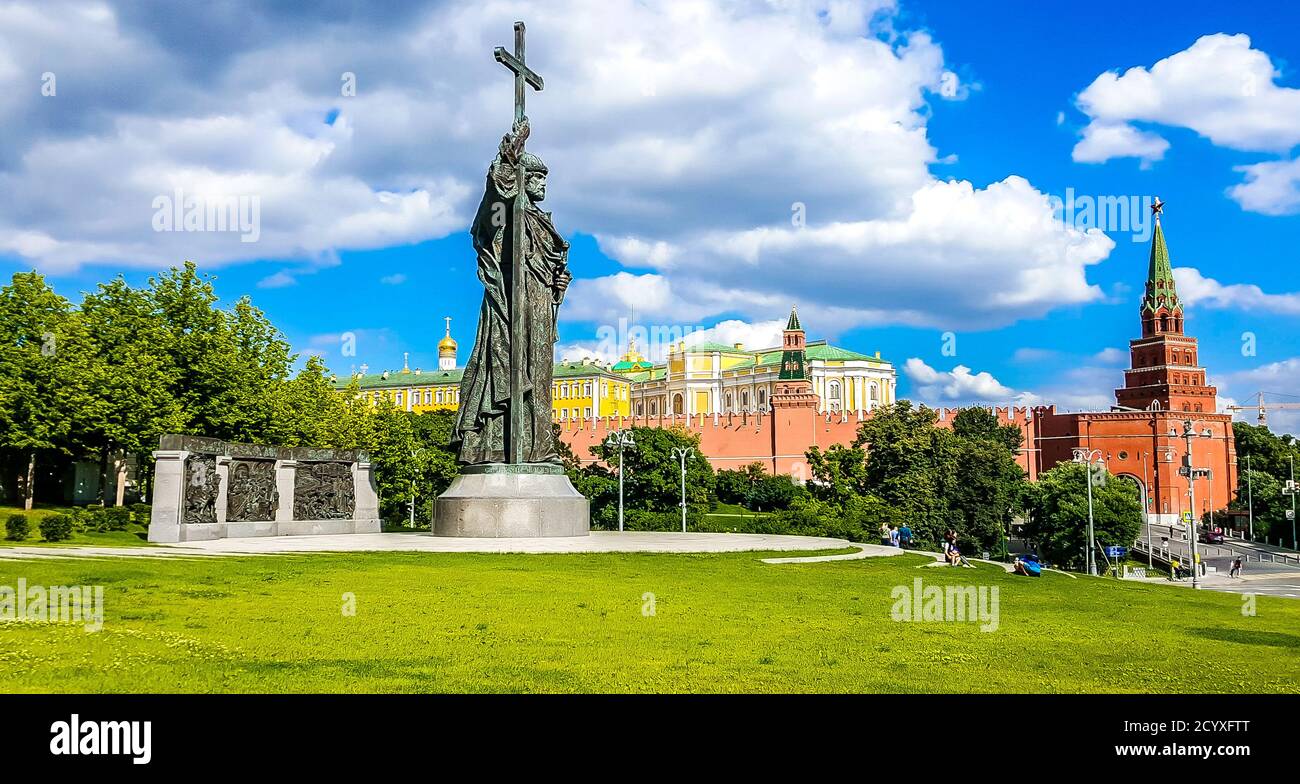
[1199,527,1225,544]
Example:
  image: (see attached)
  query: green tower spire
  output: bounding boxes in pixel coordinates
[779,305,807,380]
[1141,199,1180,315]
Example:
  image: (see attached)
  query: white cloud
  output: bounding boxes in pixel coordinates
[0,0,1118,336]
[1228,156,1300,215]
[1071,122,1169,167]
[904,358,1016,402]
[380,273,408,285]
[1074,34,1300,158]
[1174,267,1300,315]
[1094,347,1127,364]
[257,271,297,289]
[1072,34,1300,215]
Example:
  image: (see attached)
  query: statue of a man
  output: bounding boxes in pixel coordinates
[453,119,571,464]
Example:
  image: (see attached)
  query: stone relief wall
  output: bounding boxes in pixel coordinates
[150,435,379,543]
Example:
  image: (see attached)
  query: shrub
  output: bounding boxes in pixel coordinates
[129,503,152,526]
[622,508,704,532]
[39,514,74,542]
[5,514,29,542]
[101,505,133,531]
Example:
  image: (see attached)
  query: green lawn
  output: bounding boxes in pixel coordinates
[0,505,153,548]
[0,550,1296,693]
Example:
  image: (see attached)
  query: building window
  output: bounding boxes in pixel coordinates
[650,400,658,416]
[725,393,733,411]
[741,390,750,410]
[673,394,684,415]
[585,407,592,419]
[585,382,593,396]
[758,389,767,409]
[395,392,403,406]
[870,382,879,402]
[636,401,645,416]
[828,381,841,400]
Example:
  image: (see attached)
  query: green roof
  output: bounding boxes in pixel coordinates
[786,306,801,331]
[681,341,749,353]
[341,369,464,390]
[611,359,654,371]
[1141,221,1181,314]
[753,341,884,367]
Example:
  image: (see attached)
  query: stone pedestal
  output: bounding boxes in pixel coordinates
[434,464,589,537]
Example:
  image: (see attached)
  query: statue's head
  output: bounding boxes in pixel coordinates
[522,151,548,202]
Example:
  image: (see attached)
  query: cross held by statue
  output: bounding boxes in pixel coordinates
[495,21,544,464]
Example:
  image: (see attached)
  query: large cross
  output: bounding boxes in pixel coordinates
[495,21,543,464]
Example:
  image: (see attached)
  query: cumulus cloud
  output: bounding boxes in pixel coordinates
[903,358,1017,402]
[1174,267,1300,315]
[1071,34,1300,214]
[1228,156,1300,216]
[0,0,1121,337]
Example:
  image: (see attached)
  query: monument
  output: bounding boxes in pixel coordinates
[434,21,590,537]
[148,435,379,542]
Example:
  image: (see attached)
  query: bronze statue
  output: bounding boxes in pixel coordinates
[452,22,570,465]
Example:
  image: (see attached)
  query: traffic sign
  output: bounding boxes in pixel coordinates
[1288,510,1296,521]
[1105,546,1127,558]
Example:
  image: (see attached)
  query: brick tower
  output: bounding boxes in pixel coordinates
[1115,200,1217,414]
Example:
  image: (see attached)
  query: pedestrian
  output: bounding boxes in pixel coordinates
[899,523,913,549]
[1230,556,1243,578]
[889,525,900,548]
[1170,558,1181,581]
[879,522,890,546]
[1194,551,1204,576]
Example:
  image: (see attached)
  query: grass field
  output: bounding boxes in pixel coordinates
[0,549,1297,693]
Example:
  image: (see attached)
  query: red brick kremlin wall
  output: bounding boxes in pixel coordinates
[557,404,1237,522]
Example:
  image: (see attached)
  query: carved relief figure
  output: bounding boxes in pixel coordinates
[226,460,279,522]
[293,462,355,520]
[183,455,221,525]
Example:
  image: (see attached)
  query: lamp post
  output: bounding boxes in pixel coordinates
[1179,420,1212,590]
[1286,454,1298,550]
[672,447,693,533]
[605,429,636,532]
[1142,451,1152,569]
[1072,448,1104,576]
[408,447,423,527]
[1246,454,1254,540]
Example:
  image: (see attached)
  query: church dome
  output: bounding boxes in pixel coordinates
[438,334,458,354]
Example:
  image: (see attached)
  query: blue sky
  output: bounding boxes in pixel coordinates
[3,1,1298,428]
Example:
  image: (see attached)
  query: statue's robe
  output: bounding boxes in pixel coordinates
[453,154,569,465]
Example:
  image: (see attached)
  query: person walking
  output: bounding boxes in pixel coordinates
[889,525,900,548]
[899,523,913,549]
[1170,558,1181,581]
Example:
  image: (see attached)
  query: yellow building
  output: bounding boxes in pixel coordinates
[339,318,631,420]
[340,308,891,420]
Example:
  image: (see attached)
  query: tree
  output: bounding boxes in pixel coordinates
[1024,462,1143,570]
[952,407,1024,452]
[1229,421,1300,544]
[0,272,77,509]
[75,277,184,504]
[588,426,715,515]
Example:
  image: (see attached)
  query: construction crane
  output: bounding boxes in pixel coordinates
[1226,392,1300,426]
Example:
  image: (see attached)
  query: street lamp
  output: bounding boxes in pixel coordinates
[1285,454,1298,549]
[605,429,636,532]
[409,447,425,528]
[1246,454,1254,541]
[1141,451,1153,569]
[1179,419,1212,590]
[671,447,693,533]
[1072,448,1104,576]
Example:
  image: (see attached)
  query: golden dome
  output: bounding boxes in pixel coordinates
[438,316,457,355]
